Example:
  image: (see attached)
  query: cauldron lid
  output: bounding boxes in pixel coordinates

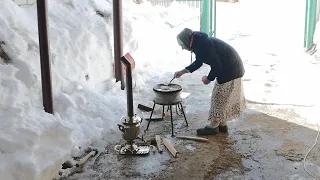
[153,83,182,93]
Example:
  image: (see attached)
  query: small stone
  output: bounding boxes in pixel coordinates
[62,161,73,169]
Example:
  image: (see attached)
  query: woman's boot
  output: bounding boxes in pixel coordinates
[219,121,228,133]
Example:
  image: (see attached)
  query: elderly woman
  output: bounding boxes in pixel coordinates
[174,28,246,136]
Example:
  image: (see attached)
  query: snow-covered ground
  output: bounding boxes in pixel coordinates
[0,0,319,179]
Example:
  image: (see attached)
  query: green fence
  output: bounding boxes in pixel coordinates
[147,0,201,8]
[147,0,216,37]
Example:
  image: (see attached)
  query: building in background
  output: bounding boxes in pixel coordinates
[12,0,35,7]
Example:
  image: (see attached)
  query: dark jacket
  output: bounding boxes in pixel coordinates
[185,32,245,84]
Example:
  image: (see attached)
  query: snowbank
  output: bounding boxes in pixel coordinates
[0,0,200,179]
[0,0,131,179]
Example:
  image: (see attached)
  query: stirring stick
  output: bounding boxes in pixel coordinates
[168,77,175,84]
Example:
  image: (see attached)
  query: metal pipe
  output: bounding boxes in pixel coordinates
[36,0,54,114]
[304,0,318,49]
[201,0,210,35]
[120,56,134,119]
[113,0,125,90]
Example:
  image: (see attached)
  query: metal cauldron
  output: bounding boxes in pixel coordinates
[153,83,182,104]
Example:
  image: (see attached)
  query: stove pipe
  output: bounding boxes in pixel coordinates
[120,56,134,119]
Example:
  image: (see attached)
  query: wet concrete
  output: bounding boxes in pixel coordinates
[218,106,320,180]
[63,103,320,180]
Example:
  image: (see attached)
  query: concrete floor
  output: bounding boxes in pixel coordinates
[61,102,320,180]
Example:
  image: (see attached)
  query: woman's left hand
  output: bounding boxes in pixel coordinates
[202,76,211,85]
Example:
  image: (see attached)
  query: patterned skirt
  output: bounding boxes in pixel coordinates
[208,77,246,123]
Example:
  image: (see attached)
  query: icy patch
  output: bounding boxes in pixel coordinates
[185,144,196,152]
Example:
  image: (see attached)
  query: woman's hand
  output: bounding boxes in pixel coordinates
[174,69,189,78]
[174,71,184,78]
[202,76,211,85]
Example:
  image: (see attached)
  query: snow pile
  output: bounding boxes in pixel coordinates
[0,0,199,179]
[0,0,126,179]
